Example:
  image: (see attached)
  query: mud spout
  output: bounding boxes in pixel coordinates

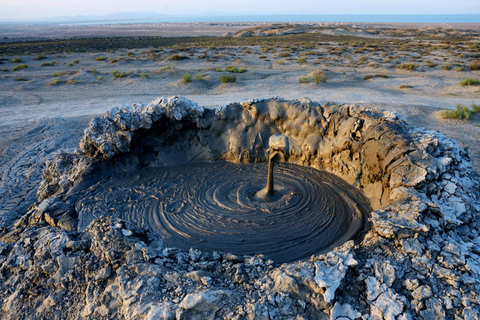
[256,134,289,201]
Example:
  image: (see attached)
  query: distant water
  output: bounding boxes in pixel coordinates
[65,14,480,26]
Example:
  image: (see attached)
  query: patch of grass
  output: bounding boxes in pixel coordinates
[275,60,285,65]
[220,74,236,83]
[299,76,310,84]
[15,77,28,81]
[140,72,148,78]
[195,73,204,81]
[97,76,105,80]
[91,68,98,74]
[296,57,307,64]
[182,72,192,83]
[48,79,61,86]
[11,58,23,63]
[441,64,451,71]
[51,71,65,77]
[259,55,267,59]
[40,61,56,67]
[440,103,480,120]
[364,74,388,80]
[95,56,107,61]
[460,79,480,86]
[400,84,413,89]
[396,63,417,71]
[312,71,326,84]
[469,61,480,71]
[112,70,131,78]
[33,55,47,60]
[73,59,80,64]
[170,54,189,61]
[13,64,27,71]
[66,80,81,85]
[225,66,246,73]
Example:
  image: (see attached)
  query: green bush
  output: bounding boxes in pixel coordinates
[220,74,236,83]
[299,76,310,83]
[51,71,64,77]
[48,79,61,86]
[33,55,47,60]
[312,71,326,84]
[13,64,28,71]
[11,58,23,63]
[441,64,451,71]
[170,54,188,61]
[460,79,480,86]
[296,57,307,64]
[112,70,131,78]
[397,63,417,71]
[95,56,107,61]
[225,66,246,73]
[40,61,56,67]
[182,72,192,83]
[73,59,80,64]
[440,103,480,120]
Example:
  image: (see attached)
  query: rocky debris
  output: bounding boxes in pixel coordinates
[2,96,480,319]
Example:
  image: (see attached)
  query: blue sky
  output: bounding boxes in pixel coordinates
[2,0,480,21]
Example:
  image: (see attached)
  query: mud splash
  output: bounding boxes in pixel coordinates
[74,162,366,263]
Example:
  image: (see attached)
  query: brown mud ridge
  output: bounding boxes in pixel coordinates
[1,96,480,319]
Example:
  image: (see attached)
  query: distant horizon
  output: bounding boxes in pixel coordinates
[2,12,480,25]
[2,0,480,22]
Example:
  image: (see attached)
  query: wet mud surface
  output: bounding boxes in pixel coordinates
[75,161,367,263]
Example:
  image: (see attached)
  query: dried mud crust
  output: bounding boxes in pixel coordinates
[1,96,480,319]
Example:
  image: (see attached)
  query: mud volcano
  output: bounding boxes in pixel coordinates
[20,96,479,319]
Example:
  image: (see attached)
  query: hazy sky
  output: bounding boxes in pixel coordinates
[2,0,480,21]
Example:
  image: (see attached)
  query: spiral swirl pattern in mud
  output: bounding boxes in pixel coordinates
[76,162,367,263]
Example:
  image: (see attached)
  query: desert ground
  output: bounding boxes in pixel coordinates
[0,22,480,319]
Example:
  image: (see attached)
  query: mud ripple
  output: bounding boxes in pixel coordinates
[76,162,366,263]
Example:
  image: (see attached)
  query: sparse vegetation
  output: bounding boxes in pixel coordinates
[73,59,80,64]
[225,66,246,73]
[182,72,192,83]
[112,70,131,78]
[48,79,61,86]
[33,55,47,60]
[299,76,310,84]
[220,74,236,83]
[296,57,307,64]
[11,58,23,63]
[40,61,56,67]
[66,80,81,85]
[51,71,64,77]
[364,74,388,80]
[400,84,413,89]
[312,71,327,84]
[440,103,480,120]
[13,64,27,71]
[216,68,223,72]
[170,54,188,61]
[195,74,204,81]
[95,56,107,61]
[460,79,480,86]
[441,64,451,71]
[396,63,417,71]
[15,77,28,81]
[469,61,480,71]
[140,72,148,79]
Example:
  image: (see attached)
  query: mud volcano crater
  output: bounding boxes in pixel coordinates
[13,96,480,318]
[34,96,470,262]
